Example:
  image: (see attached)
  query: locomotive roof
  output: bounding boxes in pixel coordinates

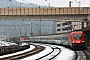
[71,31,83,34]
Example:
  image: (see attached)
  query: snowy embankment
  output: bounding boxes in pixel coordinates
[0,41,76,60]
[0,45,35,59]
[0,41,17,46]
[53,45,76,60]
[22,45,53,60]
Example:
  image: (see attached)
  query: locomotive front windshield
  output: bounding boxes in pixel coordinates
[74,34,82,40]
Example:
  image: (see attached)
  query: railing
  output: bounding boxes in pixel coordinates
[0,7,90,15]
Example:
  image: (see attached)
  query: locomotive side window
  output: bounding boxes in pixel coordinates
[74,34,82,40]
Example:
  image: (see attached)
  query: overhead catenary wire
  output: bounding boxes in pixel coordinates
[75,0,81,7]
[22,0,39,8]
[9,0,20,7]
[45,0,50,7]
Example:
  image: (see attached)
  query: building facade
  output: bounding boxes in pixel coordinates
[56,21,87,33]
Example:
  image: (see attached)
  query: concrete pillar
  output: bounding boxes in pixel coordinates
[88,14,90,21]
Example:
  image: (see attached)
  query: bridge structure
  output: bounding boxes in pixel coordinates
[0,7,90,22]
[0,7,90,46]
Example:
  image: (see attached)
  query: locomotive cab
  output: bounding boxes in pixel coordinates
[69,31,85,47]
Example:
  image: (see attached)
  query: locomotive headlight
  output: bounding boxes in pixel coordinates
[72,41,74,43]
[82,41,84,42]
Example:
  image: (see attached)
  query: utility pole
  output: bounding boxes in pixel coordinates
[38,6,41,35]
[53,21,55,34]
[31,23,33,36]
[69,1,72,7]
[25,25,27,36]
[39,18,41,35]
[69,0,73,7]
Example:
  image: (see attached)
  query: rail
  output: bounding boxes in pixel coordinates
[36,46,61,60]
[76,51,87,60]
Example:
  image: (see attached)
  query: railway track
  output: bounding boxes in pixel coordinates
[76,51,87,60]
[37,47,61,60]
[1,43,85,60]
[0,45,45,60]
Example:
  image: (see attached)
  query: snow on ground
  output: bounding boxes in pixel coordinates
[0,41,76,60]
[51,45,76,60]
[22,44,76,60]
[22,45,53,60]
[0,45,35,59]
[0,40,17,46]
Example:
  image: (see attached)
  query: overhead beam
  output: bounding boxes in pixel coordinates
[0,14,88,22]
[0,7,89,22]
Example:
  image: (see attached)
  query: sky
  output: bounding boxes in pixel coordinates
[16,0,90,7]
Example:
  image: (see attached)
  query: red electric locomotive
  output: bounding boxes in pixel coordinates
[68,31,85,47]
[20,36,29,41]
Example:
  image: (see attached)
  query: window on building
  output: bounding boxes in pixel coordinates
[62,21,71,26]
[62,22,68,26]
[57,24,60,27]
[68,21,71,24]
[57,29,61,31]
[62,27,72,31]
[81,22,84,29]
